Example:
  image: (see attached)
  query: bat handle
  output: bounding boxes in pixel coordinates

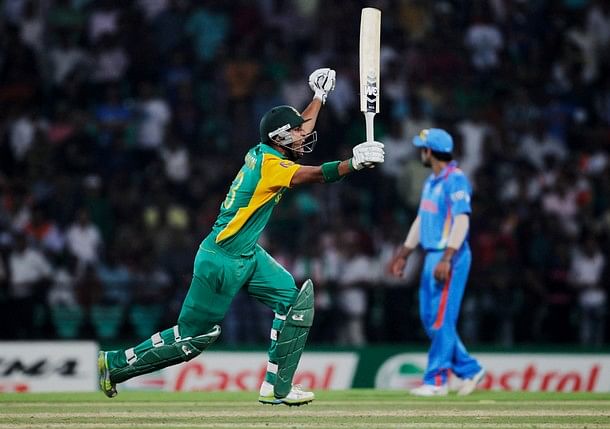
[364,111,376,143]
[363,111,376,168]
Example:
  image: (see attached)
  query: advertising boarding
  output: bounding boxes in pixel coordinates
[0,341,97,393]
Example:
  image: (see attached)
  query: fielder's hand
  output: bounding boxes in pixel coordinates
[308,68,336,104]
[434,260,451,283]
[388,254,407,278]
[351,141,384,170]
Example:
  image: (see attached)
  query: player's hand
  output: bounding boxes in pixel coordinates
[433,260,451,283]
[308,68,336,104]
[351,141,384,170]
[388,255,407,278]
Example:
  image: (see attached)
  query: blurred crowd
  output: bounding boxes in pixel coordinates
[0,0,609,348]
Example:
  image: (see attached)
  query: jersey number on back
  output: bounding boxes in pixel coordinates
[223,171,245,209]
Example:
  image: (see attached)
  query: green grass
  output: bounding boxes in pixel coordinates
[1,390,610,429]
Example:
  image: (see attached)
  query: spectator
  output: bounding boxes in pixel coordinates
[0,2,609,347]
[464,15,504,71]
[22,206,65,255]
[48,31,91,89]
[90,34,129,84]
[47,256,79,308]
[568,234,606,347]
[8,233,53,338]
[134,82,171,163]
[97,249,133,306]
[66,208,103,273]
[336,229,379,346]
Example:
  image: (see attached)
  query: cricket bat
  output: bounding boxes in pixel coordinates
[359,7,381,147]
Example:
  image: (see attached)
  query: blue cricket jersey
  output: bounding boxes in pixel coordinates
[418,161,472,251]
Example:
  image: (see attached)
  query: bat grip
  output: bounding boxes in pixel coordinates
[364,112,375,143]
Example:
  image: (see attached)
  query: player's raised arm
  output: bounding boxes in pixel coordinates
[300,68,336,133]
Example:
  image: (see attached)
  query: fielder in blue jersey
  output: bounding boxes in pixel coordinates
[389,128,485,396]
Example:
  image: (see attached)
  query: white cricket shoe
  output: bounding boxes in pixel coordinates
[457,368,485,396]
[258,381,314,406]
[409,383,449,397]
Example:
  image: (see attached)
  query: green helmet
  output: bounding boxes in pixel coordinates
[259,105,317,159]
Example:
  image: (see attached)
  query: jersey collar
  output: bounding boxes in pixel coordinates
[431,160,459,181]
[260,143,289,159]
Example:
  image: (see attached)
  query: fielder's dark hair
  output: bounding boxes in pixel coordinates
[431,150,453,161]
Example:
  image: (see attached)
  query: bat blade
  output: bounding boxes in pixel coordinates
[359,7,381,146]
[359,7,381,116]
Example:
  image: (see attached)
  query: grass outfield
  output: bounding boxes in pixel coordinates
[1,390,610,429]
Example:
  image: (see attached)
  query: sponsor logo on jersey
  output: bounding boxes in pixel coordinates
[420,199,438,213]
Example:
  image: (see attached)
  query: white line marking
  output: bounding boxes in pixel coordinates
[1,423,609,429]
[2,409,610,418]
[2,400,610,408]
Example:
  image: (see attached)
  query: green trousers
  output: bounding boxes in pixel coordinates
[178,237,299,337]
[109,235,299,386]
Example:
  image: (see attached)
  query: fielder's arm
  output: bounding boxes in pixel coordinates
[440,214,469,262]
[388,216,420,277]
[434,214,469,282]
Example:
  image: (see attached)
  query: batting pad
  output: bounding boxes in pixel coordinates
[273,279,314,398]
[110,325,221,384]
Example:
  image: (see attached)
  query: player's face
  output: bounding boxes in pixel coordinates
[289,126,307,157]
[420,148,432,167]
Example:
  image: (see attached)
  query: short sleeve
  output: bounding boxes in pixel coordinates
[260,154,301,191]
[447,172,472,216]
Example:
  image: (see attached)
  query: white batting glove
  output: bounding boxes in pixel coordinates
[351,141,384,170]
[308,68,336,104]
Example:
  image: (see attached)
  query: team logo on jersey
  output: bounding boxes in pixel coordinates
[280,161,295,168]
[451,190,470,203]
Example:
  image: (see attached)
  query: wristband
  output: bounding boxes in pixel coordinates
[348,158,356,172]
[321,161,342,183]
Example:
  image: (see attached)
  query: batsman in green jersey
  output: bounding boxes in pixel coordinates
[98,68,385,405]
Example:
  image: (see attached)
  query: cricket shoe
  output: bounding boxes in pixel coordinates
[258,381,314,406]
[409,383,449,397]
[457,368,485,396]
[98,351,117,398]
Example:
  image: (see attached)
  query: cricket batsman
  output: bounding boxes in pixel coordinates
[388,128,485,396]
[98,68,385,405]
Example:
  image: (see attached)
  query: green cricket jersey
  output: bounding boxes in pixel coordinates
[207,143,301,256]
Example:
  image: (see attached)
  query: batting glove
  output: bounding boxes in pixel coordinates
[351,141,384,170]
[308,68,336,104]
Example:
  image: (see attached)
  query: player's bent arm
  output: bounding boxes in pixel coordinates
[404,216,421,249]
[290,141,384,186]
[397,215,421,259]
[442,214,470,262]
[300,98,323,134]
[290,160,353,186]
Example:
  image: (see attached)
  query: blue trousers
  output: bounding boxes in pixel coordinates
[419,246,481,386]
